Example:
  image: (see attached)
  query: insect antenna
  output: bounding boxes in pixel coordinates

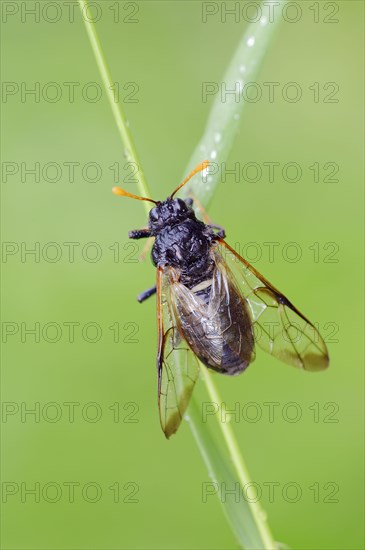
[169,160,209,199]
[112,186,158,205]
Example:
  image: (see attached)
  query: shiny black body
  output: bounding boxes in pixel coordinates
[124,188,329,438]
[129,197,225,299]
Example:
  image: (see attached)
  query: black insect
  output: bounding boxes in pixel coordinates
[113,161,329,438]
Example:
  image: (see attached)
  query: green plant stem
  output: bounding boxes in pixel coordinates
[78,2,278,548]
[200,367,276,549]
[78,0,150,208]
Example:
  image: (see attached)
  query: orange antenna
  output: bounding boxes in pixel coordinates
[112,186,158,205]
[169,160,209,199]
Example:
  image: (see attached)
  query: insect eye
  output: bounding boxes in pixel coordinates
[176,199,186,212]
[149,208,159,221]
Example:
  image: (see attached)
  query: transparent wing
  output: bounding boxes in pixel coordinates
[215,240,329,371]
[170,263,255,375]
[156,267,200,438]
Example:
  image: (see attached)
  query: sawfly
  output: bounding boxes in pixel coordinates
[113,161,329,438]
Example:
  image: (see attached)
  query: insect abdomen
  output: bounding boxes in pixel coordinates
[172,272,255,376]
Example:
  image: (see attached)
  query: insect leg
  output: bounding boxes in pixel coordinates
[137,285,157,303]
[208,224,226,239]
[129,228,152,239]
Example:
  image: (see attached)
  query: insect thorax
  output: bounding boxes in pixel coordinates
[151,219,215,286]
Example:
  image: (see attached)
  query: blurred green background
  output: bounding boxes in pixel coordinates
[1,1,364,549]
